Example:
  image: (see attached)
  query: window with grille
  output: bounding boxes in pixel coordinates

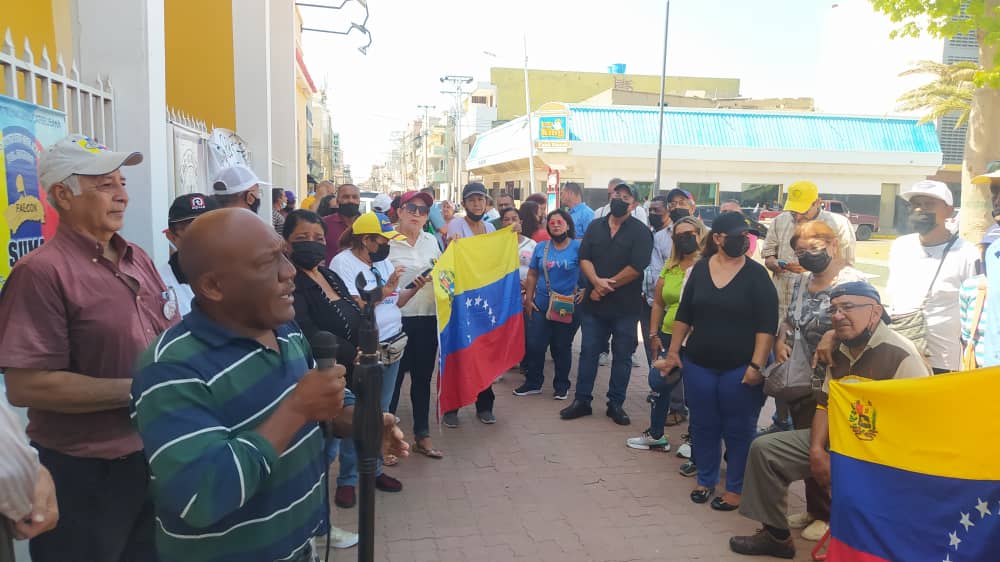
[947,30,978,49]
[938,114,968,165]
[471,95,489,105]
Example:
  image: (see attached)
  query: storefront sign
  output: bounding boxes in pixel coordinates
[536,103,571,151]
[0,95,65,290]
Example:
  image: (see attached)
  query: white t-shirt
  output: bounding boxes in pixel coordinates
[517,236,537,280]
[389,231,442,317]
[886,234,980,371]
[157,259,194,317]
[329,251,403,341]
[594,203,649,225]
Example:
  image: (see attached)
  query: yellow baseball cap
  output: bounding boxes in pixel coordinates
[783,181,819,214]
[351,211,403,240]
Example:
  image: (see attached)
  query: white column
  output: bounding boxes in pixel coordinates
[232,0,273,223]
[268,0,297,193]
[74,0,169,263]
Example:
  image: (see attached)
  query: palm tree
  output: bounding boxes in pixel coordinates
[897,60,979,128]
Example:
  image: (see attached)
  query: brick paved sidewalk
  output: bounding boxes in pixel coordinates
[326,358,817,561]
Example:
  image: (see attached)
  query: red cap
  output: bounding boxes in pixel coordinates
[399,190,433,207]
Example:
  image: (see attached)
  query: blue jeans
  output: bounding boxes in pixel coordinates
[575,311,639,406]
[646,332,679,439]
[524,306,580,393]
[683,357,763,494]
[335,359,401,486]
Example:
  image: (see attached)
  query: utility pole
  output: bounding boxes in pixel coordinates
[523,34,536,195]
[417,104,434,187]
[653,0,671,199]
[440,75,474,190]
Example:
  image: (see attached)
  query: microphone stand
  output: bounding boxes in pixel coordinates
[352,271,382,562]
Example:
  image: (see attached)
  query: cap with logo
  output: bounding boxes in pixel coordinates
[901,180,953,206]
[211,164,268,196]
[38,134,143,189]
[351,212,403,240]
[372,193,393,213]
[169,193,219,223]
[829,281,891,324]
[783,181,819,214]
[711,210,759,236]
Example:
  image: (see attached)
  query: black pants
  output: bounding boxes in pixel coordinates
[30,446,156,562]
[391,315,438,438]
[444,387,495,416]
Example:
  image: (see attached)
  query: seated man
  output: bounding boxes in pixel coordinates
[729,281,931,559]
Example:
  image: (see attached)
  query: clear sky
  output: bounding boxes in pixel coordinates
[300,0,940,183]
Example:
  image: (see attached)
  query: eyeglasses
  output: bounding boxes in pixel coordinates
[793,246,827,258]
[403,203,429,216]
[826,303,875,316]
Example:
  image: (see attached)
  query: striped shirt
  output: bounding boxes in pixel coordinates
[959,274,988,368]
[130,306,340,562]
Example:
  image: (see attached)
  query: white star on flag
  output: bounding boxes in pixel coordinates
[948,531,961,549]
[975,498,991,518]
[466,297,472,307]
[491,316,496,325]
[485,305,492,316]
[943,555,952,562]
[475,296,482,305]
[959,512,975,532]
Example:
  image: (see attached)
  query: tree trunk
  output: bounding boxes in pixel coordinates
[961,0,1000,242]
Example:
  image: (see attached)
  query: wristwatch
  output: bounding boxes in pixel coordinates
[749,362,762,372]
[648,333,659,339]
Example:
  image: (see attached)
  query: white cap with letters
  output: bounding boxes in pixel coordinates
[38,134,142,189]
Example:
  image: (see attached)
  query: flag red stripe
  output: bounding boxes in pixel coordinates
[438,312,524,413]
[826,536,890,562]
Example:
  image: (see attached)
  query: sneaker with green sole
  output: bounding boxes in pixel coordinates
[626,431,670,451]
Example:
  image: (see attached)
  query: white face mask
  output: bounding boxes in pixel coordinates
[168,239,178,254]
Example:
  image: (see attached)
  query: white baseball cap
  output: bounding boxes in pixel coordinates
[901,180,954,206]
[372,193,393,213]
[211,164,267,196]
[38,134,142,189]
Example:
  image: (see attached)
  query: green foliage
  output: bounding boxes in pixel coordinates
[870,0,1000,86]
[897,60,978,127]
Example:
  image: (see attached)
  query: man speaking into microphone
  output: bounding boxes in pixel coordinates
[130,209,408,562]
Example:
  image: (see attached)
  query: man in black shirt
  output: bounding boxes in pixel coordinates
[561,183,653,425]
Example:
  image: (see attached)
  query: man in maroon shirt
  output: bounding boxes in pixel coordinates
[323,183,362,264]
[0,134,177,562]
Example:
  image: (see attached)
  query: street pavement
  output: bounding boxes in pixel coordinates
[325,355,819,561]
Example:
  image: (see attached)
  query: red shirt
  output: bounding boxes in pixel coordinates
[531,229,551,243]
[0,225,177,458]
[323,213,353,265]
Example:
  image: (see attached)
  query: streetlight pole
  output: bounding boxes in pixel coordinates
[523,34,536,195]
[653,0,670,199]
[440,75,474,191]
[417,104,434,187]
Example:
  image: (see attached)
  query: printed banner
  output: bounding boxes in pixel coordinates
[0,95,65,290]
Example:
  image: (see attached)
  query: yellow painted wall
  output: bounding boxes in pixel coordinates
[164,0,236,129]
[1,0,73,102]
[491,67,741,121]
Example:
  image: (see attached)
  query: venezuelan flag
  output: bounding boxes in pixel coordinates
[432,228,525,413]
[827,368,1000,561]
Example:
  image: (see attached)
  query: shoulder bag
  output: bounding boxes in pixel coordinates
[542,242,576,324]
[890,235,958,357]
[763,275,814,401]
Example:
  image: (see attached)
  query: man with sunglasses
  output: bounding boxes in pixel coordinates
[730,281,930,559]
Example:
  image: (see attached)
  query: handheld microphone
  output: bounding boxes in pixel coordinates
[309,330,339,439]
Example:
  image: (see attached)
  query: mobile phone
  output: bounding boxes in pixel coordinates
[777,259,788,269]
[404,268,434,289]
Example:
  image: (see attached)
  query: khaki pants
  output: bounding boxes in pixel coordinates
[739,429,815,530]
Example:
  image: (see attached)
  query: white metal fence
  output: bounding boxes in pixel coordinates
[166,108,210,201]
[0,28,116,147]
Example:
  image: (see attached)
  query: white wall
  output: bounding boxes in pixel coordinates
[268,0,297,194]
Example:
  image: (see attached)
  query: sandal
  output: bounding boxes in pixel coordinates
[414,441,444,459]
[665,412,688,427]
[690,487,715,504]
[711,496,740,511]
[383,454,399,466]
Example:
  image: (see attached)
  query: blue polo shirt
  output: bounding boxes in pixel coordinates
[131,306,353,562]
[568,202,594,239]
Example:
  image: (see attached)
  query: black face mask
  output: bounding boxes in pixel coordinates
[722,234,749,257]
[338,203,360,217]
[248,194,261,214]
[609,198,629,217]
[908,211,937,235]
[649,214,665,231]
[466,211,485,222]
[370,242,390,263]
[798,249,832,273]
[669,208,691,224]
[290,240,326,270]
[550,231,569,243]
[842,315,878,349]
[674,233,699,256]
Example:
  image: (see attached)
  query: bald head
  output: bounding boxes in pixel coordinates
[179,208,296,331]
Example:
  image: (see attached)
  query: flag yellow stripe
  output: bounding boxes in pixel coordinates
[829,367,1000,481]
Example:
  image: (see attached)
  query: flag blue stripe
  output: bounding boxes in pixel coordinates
[440,270,522,357]
[830,452,1000,562]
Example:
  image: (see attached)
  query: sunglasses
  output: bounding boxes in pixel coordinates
[403,203,429,216]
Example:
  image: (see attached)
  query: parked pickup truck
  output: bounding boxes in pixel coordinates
[757,199,879,241]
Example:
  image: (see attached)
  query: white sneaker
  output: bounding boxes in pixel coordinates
[786,512,815,529]
[631,352,641,367]
[801,519,829,542]
[675,442,692,459]
[599,352,610,366]
[329,525,359,549]
[626,431,670,451]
